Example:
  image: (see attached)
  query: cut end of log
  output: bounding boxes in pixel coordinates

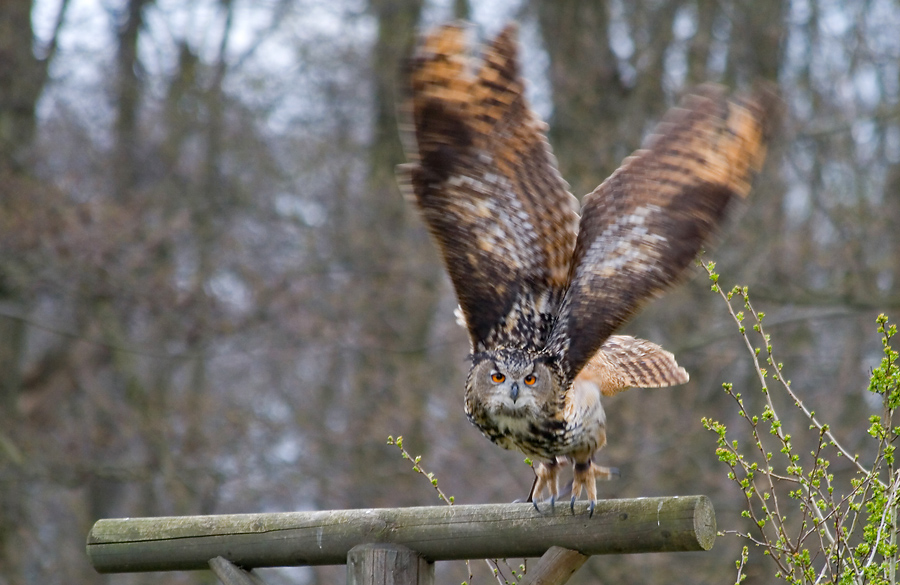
[693,495,717,551]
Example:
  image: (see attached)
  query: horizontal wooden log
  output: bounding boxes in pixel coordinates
[86,496,715,573]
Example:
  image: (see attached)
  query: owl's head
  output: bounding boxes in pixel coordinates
[465,348,562,418]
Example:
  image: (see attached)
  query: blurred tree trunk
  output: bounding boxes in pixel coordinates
[532,0,628,197]
[686,0,716,86]
[0,0,65,580]
[0,0,62,411]
[368,0,423,189]
[113,0,153,199]
[453,0,470,20]
[325,0,434,511]
[721,0,787,287]
[887,162,900,293]
[76,0,154,534]
[178,0,236,517]
[0,0,52,171]
[725,0,785,84]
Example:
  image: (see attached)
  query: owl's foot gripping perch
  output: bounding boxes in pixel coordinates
[529,460,562,513]
[529,459,619,516]
[570,460,619,517]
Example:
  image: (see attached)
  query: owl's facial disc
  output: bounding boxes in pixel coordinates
[487,369,521,402]
[466,349,558,419]
[488,369,531,410]
[491,369,539,403]
[476,349,549,413]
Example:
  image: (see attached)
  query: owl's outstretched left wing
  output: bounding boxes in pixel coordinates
[548,84,776,379]
[398,24,579,353]
[576,335,689,397]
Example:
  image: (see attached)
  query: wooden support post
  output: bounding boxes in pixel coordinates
[86,497,715,573]
[347,544,433,585]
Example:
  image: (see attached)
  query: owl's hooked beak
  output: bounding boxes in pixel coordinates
[509,382,519,403]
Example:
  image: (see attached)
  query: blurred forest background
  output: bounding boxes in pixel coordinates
[1,0,900,583]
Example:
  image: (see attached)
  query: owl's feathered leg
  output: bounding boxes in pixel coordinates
[530,460,561,513]
[570,460,620,517]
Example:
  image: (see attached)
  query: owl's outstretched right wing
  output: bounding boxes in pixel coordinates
[398,24,579,353]
[548,84,777,379]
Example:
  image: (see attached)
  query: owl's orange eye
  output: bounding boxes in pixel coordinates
[524,374,537,386]
[491,372,505,383]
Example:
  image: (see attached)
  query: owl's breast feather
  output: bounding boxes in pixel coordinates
[466,394,604,460]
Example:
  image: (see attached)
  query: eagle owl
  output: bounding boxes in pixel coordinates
[398,23,773,513]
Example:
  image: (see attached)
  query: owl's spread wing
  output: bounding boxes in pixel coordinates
[548,84,775,378]
[575,335,689,397]
[398,24,579,353]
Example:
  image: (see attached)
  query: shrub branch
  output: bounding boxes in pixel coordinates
[702,260,900,585]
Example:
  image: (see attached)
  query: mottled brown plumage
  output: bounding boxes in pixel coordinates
[398,22,774,513]
[398,23,577,353]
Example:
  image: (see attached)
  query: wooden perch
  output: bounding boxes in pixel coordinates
[86,496,715,574]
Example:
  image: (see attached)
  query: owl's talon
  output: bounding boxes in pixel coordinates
[570,495,577,515]
[524,474,539,504]
[568,460,603,515]
[529,460,561,512]
[531,497,555,516]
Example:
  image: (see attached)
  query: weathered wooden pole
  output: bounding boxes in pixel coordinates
[347,544,433,585]
[86,496,715,574]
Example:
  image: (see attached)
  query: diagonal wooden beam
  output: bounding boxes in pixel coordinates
[521,546,589,585]
[208,556,269,585]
